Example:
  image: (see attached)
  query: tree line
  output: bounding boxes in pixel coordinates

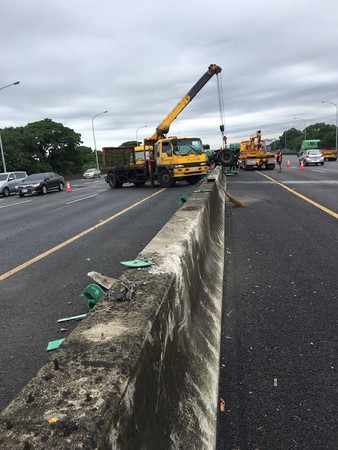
[1,119,336,174]
[270,122,336,152]
[0,118,100,175]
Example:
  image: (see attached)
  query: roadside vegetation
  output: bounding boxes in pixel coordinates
[0,118,100,175]
[271,123,336,153]
[1,119,336,173]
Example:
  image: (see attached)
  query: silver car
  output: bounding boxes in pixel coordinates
[0,171,27,197]
[83,168,101,179]
[299,149,324,166]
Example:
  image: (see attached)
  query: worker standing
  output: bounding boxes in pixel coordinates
[276,149,282,172]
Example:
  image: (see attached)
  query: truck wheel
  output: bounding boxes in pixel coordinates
[108,172,122,189]
[217,149,235,167]
[158,170,176,188]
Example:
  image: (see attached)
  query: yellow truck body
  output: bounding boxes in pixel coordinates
[321,149,338,161]
[239,132,276,170]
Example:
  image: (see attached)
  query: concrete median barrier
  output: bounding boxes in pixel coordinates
[0,168,226,450]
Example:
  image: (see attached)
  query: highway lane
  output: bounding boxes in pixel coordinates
[217,159,337,449]
[0,178,198,411]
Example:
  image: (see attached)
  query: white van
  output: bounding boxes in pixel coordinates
[0,171,28,197]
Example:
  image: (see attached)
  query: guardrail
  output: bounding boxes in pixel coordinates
[0,168,226,450]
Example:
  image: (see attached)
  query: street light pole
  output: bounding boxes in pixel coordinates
[0,81,20,172]
[294,117,307,140]
[92,111,108,171]
[321,100,338,152]
[0,81,20,91]
[0,133,6,172]
[135,125,147,146]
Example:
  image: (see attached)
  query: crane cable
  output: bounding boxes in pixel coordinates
[216,73,226,149]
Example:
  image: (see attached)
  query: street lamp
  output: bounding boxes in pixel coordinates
[321,100,338,152]
[0,81,20,91]
[92,111,108,171]
[135,125,147,146]
[0,81,20,172]
[294,117,307,140]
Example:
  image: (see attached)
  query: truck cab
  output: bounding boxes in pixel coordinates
[154,137,208,187]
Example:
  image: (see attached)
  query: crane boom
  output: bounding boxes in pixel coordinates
[145,64,222,144]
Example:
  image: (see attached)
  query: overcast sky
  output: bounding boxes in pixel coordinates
[1,0,338,151]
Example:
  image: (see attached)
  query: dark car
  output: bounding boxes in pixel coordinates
[17,172,65,197]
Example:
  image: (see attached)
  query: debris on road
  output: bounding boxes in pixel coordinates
[178,194,190,206]
[87,271,117,289]
[80,283,106,309]
[48,417,58,424]
[46,338,65,352]
[193,188,212,193]
[57,314,87,323]
[108,274,144,302]
[120,259,154,268]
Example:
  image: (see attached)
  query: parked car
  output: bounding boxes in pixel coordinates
[0,171,27,197]
[16,172,65,197]
[299,149,324,166]
[83,168,101,179]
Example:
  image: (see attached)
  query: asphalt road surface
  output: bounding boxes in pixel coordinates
[217,156,338,449]
[0,177,198,411]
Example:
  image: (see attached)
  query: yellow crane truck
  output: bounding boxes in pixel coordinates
[103,64,235,189]
[239,130,276,170]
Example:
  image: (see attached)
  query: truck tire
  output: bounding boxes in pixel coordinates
[158,170,176,188]
[108,172,122,189]
[217,149,236,167]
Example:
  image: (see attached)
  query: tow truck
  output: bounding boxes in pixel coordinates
[239,130,276,170]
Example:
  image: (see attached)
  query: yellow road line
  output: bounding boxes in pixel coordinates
[257,171,338,219]
[0,189,165,282]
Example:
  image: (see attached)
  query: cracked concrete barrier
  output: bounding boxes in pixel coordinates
[0,168,226,450]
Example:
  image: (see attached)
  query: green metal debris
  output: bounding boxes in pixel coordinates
[178,194,190,206]
[120,259,154,268]
[46,338,65,352]
[80,284,106,309]
[193,188,213,193]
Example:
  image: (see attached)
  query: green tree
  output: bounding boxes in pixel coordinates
[1,118,91,174]
[25,119,82,174]
[305,123,336,148]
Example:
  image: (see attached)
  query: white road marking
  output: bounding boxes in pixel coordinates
[0,189,165,281]
[66,193,99,204]
[0,200,32,209]
[234,180,338,184]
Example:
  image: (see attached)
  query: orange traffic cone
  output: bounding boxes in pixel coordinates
[66,181,72,192]
[287,160,291,167]
[300,160,304,170]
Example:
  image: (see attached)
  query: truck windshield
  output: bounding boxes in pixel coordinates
[173,139,204,156]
